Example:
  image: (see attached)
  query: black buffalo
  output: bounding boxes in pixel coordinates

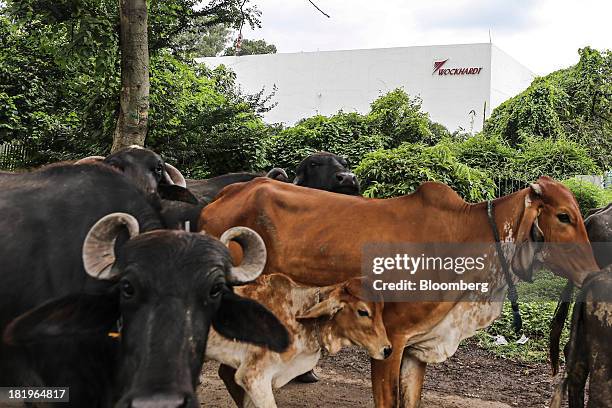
[550,267,612,408]
[584,203,612,268]
[76,146,198,205]
[293,152,360,195]
[0,164,288,407]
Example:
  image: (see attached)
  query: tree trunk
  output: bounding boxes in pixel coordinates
[112,0,149,153]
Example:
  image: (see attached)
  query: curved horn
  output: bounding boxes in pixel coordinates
[75,156,105,164]
[266,168,289,182]
[219,227,267,283]
[163,163,187,188]
[82,213,140,280]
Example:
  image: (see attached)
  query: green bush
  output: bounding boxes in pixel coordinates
[355,143,495,202]
[367,89,437,147]
[511,137,601,183]
[604,187,612,205]
[449,133,520,195]
[562,177,611,216]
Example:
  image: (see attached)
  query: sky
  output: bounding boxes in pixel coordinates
[239,0,611,75]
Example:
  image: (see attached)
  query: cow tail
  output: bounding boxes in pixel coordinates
[549,281,573,375]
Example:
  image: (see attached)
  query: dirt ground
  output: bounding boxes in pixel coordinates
[198,339,564,408]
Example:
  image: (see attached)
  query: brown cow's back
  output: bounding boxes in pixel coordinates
[201,178,492,286]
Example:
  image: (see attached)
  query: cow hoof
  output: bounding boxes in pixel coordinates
[294,370,319,383]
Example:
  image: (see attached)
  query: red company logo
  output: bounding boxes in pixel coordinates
[432,59,483,76]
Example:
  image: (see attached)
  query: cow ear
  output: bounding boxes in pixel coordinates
[3,292,119,346]
[511,191,544,282]
[296,295,344,320]
[213,290,289,353]
[158,184,199,205]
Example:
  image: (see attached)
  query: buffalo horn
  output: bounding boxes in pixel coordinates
[82,213,140,280]
[219,227,267,283]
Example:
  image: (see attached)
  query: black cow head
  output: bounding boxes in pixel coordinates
[294,152,360,195]
[3,213,288,408]
[76,146,197,205]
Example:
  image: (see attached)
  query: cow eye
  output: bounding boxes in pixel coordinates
[357,309,369,318]
[557,213,571,224]
[310,162,319,167]
[121,279,135,299]
[209,282,224,299]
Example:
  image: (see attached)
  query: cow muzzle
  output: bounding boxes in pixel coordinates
[335,172,357,186]
[371,344,393,360]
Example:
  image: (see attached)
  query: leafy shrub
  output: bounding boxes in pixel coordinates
[562,177,611,216]
[604,187,612,205]
[367,89,437,147]
[355,143,495,202]
[511,137,601,183]
[449,133,520,195]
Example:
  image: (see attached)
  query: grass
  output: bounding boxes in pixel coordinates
[470,270,572,363]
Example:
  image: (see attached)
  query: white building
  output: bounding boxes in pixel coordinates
[197,43,535,133]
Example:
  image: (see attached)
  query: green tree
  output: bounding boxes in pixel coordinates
[224,38,277,56]
[0,0,265,163]
[171,21,232,57]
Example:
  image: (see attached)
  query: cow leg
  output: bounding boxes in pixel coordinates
[371,334,407,408]
[234,366,277,408]
[218,364,245,407]
[567,359,587,408]
[399,352,427,408]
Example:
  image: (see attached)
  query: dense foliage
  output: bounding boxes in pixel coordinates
[0,1,272,171]
[355,143,496,202]
[562,177,612,215]
[485,47,611,170]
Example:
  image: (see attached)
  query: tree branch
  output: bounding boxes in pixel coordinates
[307,0,330,18]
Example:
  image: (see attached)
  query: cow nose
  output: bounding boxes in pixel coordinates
[383,345,393,359]
[130,393,189,408]
[336,172,357,186]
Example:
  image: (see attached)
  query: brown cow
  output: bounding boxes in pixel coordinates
[199,176,599,408]
[205,274,391,408]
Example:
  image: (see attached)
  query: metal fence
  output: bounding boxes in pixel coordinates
[0,142,28,171]
[494,177,528,198]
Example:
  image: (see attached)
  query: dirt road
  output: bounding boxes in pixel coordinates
[198,339,559,407]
